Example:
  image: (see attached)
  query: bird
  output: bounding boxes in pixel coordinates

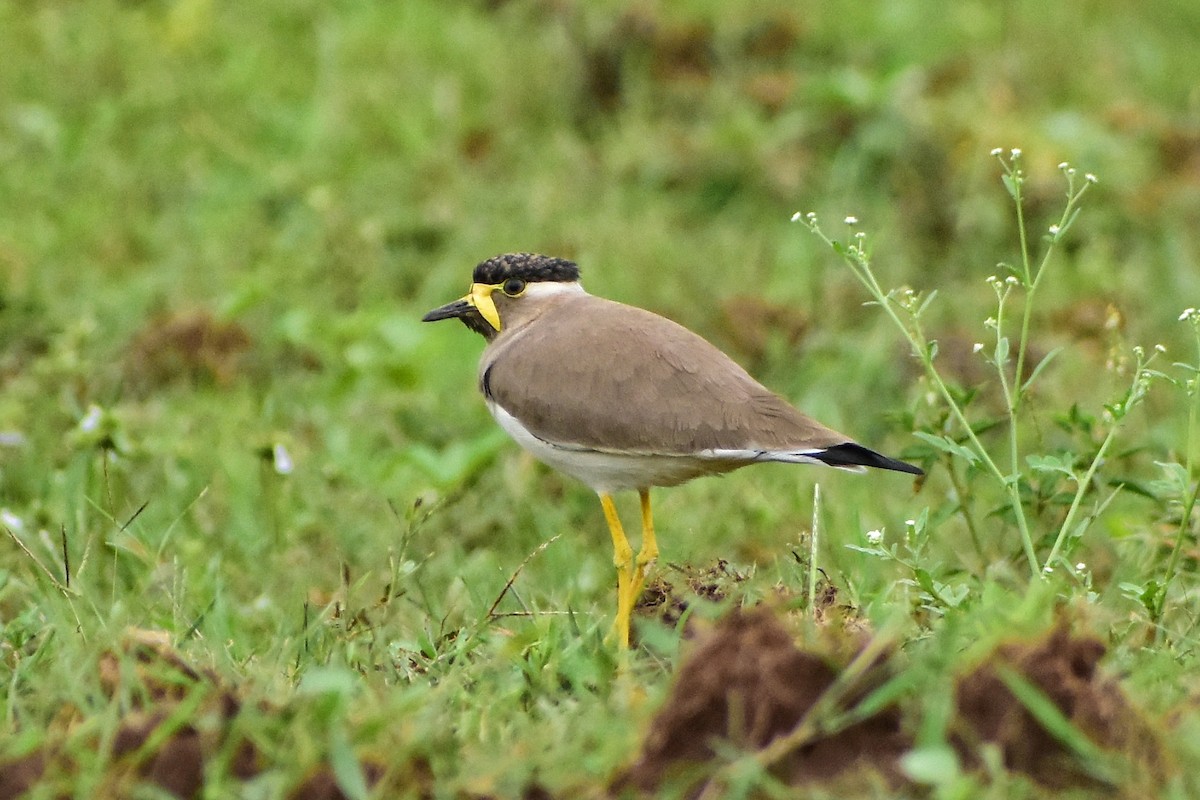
[423,253,922,648]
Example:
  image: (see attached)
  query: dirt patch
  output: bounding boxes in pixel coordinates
[0,628,388,800]
[616,607,908,795]
[0,751,47,800]
[635,562,868,646]
[953,619,1166,790]
[635,560,749,633]
[125,309,252,389]
[287,762,390,800]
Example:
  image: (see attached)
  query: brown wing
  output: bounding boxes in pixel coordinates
[482,294,850,455]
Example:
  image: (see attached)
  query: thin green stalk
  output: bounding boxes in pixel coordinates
[1009,159,1034,399]
[1157,325,1200,620]
[1043,422,1122,570]
[919,339,1040,577]
[809,483,821,617]
[945,457,985,562]
[992,283,1022,488]
[809,223,1041,576]
[1161,400,1200,589]
[1044,355,1152,568]
[1011,167,1093,409]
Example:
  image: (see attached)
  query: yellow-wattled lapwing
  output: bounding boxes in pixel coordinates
[423,253,921,648]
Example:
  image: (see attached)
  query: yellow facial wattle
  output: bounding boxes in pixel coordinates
[466,282,501,332]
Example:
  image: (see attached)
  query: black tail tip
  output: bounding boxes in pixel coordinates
[813,442,924,476]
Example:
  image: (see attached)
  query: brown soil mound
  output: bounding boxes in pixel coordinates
[1,615,1170,799]
[953,619,1166,790]
[619,609,1169,796]
[616,606,908,795]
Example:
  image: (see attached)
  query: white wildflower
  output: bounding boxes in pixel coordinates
[79,405,103,433]
[0,509,23,533]
[272,443,294,475]
[866,529,884,545]
[844,215,859,225]
[990,147,1003,156]
[0,431,27,447]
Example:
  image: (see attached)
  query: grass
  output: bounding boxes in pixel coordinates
[2,0,1200,796]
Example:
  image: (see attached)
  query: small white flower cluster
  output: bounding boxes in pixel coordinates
[1180,307,1199,322]
[895,286,921,313]
[866,528,884,544]
[1057,161,1099,185]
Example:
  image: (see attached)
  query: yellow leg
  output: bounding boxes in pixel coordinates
[600,493,634,649]
[631,488,658,601]
[598,490,660,650]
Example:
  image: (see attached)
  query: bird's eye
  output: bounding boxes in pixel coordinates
[501,278,526,297]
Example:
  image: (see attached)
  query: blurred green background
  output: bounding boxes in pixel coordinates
[2,0,1200,794]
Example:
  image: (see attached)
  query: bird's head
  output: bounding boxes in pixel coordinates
[422,253,582,341]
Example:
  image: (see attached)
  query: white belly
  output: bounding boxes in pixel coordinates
[486,401,730,493]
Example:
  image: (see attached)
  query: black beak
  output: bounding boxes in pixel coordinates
[422,299,471,322]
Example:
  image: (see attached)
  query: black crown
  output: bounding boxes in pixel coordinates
[472,253,581,285]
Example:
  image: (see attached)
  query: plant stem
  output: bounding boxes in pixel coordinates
[1043,424,1120,570]
[1013,175,1090,410]
[827,235,1041,577]
[809,483,820,618]
[1044,360,1148,568]
[1010,166,1035,402]
[1156,330,1200,628]
[945,457,986,562]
